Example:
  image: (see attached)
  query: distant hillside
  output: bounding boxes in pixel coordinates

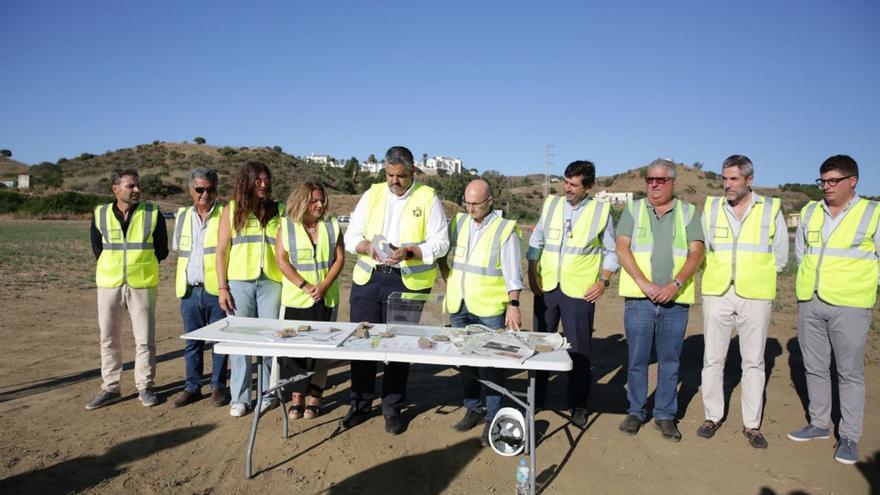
[0,157,29,179]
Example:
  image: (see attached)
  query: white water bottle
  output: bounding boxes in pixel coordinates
[515,457,530,495]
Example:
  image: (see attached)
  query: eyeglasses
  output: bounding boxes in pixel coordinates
[193,186,217,194]
[814,175,853,187]
[462,197,490,208]
[645,177,673,185]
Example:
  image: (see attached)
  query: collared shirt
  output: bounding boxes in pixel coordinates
[701,192,789,272]
[616,198,704,286]
[343,182,449,265]
[526,195,619,272]
[463,210,523,293]
[172,203,217,285]
[795,194,880,283]
[90,202,169,262]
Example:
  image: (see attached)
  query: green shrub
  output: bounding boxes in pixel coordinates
[194,137,206,145]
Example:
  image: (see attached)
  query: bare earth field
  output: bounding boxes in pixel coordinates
[0,218,877,495]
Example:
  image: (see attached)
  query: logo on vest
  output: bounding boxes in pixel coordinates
[412,206,423,218]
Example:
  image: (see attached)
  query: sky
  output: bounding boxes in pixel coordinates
[2,0,878,194]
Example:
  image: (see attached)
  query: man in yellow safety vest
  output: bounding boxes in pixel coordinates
[787,155,879,465]
[696,155,787,449]
[440,179,523,446]
[616,158,704,441]
[341,146,449,435]
[86,169,168,410]
[171,168,229,408]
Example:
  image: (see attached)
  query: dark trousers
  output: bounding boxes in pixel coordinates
[281,302,333,397]
[349,270,430,417]
[534,287,594,410]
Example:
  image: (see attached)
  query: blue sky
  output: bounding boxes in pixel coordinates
[2,0,878,194]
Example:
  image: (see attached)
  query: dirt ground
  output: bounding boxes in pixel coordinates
[0,219,877,495]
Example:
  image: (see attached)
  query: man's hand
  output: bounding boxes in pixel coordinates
[505,305,522,330]
[304,283,326,302]
[387,247,410,265]
[528,271,543,296]
[219,288,236,315]
[636,278,662,301]
[653,283,679,304]
[583,281,606,302]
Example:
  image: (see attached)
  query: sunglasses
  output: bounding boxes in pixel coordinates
[194,186,217,194]
[645,177,673,185]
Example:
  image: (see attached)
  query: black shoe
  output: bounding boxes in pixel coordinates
[479,422,490,447]
[619,415,643,435]
[340,407,370,430]
[697,420,720,439]
[743,427,768,449]
[173,389,203,408]
[654,419,682,442]
[384,415,403,435]
[571,408,589,428]
[452,409,484,432]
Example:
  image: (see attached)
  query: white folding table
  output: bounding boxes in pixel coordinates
[184,316,572,495]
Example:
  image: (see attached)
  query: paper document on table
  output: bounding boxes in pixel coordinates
[220,324,356,347]
[344,334,453,353]
[458,333,535,362]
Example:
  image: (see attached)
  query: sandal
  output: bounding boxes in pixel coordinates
[303,394,321,420]
[288,392,304,420]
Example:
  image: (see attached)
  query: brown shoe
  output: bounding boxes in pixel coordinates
[743,427,768,449]
[697,420,720,439]
[211,388,229,407]
[173,390,203,408]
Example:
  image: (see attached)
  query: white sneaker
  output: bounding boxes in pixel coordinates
[230,403,248,417]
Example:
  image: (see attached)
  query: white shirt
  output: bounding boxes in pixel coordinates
[527,195,619,272]
[344,182,449,265]
[172,203,216,285]
[701,192,789,272]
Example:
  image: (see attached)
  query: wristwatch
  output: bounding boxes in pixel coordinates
[599,277,610,287]
[672,278,683,290]
[508,299,520,307]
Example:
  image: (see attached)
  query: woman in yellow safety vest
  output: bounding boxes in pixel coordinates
[275,181,345,419]
[216,161,284,417]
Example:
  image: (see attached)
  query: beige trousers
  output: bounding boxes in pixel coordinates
[701,288,772,429]
[97,285,157,392]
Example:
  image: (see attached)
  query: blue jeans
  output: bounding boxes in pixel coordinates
[228,275,282,406]
[623,298,689,421]
[450,304,506,421]
[180,286,228,392]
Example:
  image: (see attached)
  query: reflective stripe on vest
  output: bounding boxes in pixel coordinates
[701,195,780,299]
[280,216,340,308]
[175,205,222,297]
[538,195,609,298]
[795,198,879,308]
[351,182,438,290]
[95,202,159,288]
[446,213,519,317]
[226,200,283,282]
[618,198,696,304]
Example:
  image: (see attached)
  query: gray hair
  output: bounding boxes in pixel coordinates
[721,155,754,178]
[188,167,219,187]
[384,146,415,172]
[647,158,676,178]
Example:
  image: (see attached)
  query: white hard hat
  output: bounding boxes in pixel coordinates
[488,407,527,456]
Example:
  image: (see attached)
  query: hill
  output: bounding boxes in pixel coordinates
[0,157,29,180]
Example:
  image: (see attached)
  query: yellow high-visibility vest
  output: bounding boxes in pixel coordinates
[352,182,438,290]
[618,198,697,304]
[702,195,781,299]
[796,198,880,308]
[174,205,222,297]
[446,213,520,317]
[280,216,341,308]
[537,195,609,298]
[226,200,283,282]
[94,202,160,289]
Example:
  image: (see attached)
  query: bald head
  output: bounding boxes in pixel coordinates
[463,179,494,222]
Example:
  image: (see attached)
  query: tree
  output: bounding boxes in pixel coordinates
[272,145,283,153]
[194,136,206,145]
[422,153,428,166]
[30,162,63,188]
[693,161,704,170]
[0,149,11,157]
[367,154,377,163]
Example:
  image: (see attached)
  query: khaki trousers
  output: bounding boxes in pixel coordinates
[701,288,772,428]
[97,285,157,392]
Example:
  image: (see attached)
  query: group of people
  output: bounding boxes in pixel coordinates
[84,147,877,466]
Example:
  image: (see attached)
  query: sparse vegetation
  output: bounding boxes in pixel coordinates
[193,136,206,145]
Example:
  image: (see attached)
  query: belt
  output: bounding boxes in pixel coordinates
[188,282,205,288]
[374,265,401,274]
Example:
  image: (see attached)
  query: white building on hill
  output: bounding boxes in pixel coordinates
[305,154,343,167]
[594,190,633,205]
[421,156,462,174]
[360,161,384,174]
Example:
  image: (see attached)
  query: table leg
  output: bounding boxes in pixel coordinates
[529,371,536,495]
[246,355,263,479]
